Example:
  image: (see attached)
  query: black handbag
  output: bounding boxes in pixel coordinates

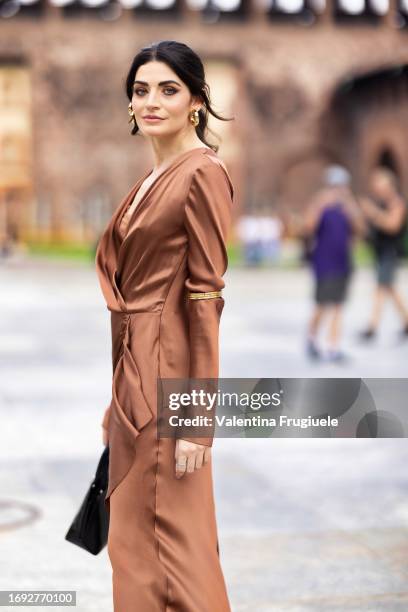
[65,445,110,555]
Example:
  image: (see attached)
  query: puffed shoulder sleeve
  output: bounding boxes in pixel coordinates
[181,159,233,446]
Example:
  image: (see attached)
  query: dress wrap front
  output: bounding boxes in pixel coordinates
[94,146,234,612]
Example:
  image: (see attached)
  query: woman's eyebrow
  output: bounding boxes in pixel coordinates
[133,80,181,86]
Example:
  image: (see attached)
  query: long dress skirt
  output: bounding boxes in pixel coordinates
[106,393,231,612]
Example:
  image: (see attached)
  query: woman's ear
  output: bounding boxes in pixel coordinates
[191,94,203,111]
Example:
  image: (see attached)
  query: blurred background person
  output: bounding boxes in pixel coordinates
[358,167,408,340]
[259,212,283,263]
[237,213,263,266]
[302,164,366,362]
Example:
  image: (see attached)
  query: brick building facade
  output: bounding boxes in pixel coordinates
[1,0,408,243]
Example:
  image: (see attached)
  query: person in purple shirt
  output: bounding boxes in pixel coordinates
[303,165,366,362]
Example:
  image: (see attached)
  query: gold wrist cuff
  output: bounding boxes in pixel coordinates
[188,290,223,300]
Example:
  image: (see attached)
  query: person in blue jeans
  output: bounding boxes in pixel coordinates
[303,165,366,362]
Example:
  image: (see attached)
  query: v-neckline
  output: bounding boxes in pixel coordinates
[118,145,214,241]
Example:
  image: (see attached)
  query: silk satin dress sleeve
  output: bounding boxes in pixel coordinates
[179,161,231,445]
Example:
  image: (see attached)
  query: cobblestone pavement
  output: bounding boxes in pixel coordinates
[0,255,407,611]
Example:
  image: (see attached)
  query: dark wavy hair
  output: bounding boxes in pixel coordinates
[124,40,234,152]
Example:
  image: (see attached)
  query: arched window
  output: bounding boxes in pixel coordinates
[378,148,398,173]
[334,0,387,23]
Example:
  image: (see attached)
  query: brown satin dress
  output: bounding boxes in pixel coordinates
[94,146,234,612]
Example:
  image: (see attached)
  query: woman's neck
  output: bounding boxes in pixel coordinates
[149,138,208,172]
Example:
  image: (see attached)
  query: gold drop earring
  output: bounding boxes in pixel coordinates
[189,109,200,128]
[128,102,136,126]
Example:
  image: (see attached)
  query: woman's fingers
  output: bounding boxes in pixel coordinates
[203,447,211,464]
[187,454,196,474]
[102,426,109,446]
[175,440,209,478]
[175,457,187,479]
[194,450,204,470]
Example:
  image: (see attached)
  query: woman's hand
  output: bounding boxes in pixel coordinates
[102,425,109,446]
[101,405,110,446]
[174,439,211,479]
[359,196,379,220]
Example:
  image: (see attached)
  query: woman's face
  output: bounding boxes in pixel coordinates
[130,61,199,138]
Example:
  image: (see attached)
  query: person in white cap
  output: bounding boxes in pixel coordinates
[302,164,365,362]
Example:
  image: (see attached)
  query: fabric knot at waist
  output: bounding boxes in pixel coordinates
[110,312,154,444]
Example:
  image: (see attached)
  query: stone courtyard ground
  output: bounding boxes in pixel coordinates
[0,255,407,611]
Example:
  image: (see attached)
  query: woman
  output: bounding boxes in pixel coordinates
[95,41,234,611]
[358,166,408,340]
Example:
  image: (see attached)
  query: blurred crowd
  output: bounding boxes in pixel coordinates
[236,213,283,265]
[237,164,408,363]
